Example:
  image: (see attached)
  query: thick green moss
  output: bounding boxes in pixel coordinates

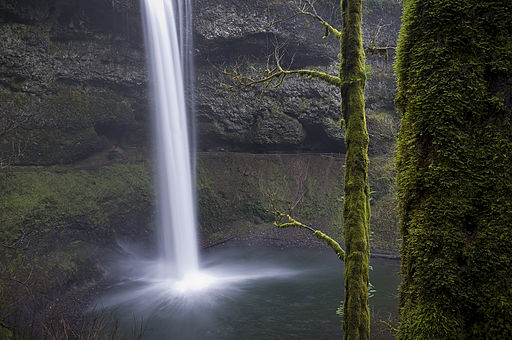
[396,1,512,338]
[340,0,371,338]
[0,162,153,335]
[0,163,152,239]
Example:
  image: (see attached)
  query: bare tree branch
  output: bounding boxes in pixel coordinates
[364,23,396,61]
[0,142,25,168]
[252,0,341,41]
[2,231,31,250]
[293,0,342,40]
[223,48,341,97]
[271,202,345,262]
[252,11,302,34]
[0,94,35,168]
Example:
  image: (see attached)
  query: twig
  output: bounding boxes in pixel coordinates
[252,0,341,41]
[271,201,345,261]
[223,47,341,97]
[293,0,342,40]
[204,236,234,249]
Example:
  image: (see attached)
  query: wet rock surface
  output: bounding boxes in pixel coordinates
[0,0,401,163]
[193,0,401,154]
[0,0,147,164]
[0,0,402,335]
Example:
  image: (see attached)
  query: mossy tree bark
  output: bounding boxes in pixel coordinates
[396,0,512,338]
[340,0,370,339]
[228,0,371,337]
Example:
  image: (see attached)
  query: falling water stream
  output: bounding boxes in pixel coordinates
[143,0,198,279]
[101,0,298,298]
[96,1,400,338]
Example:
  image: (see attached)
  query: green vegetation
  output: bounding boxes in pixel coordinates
[197,153,397,254]
[366,111,399,142]
[368,156,398,252]
[0,163,153,337]
[197,153,346,242]
[340,1,371,338]
[395,0,512,338]
[226,0,379,336]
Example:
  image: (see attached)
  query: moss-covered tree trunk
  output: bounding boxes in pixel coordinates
[231,1,372,337]
[340,0,370,339]
[396,0,512,338]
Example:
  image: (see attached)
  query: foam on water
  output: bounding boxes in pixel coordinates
[98,249,302,311]
[106,0,299,306]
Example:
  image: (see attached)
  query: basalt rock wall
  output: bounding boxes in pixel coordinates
[195,0,401,154]
[0,0,147,165]
[0,0,401,163]
[0,0,402,335]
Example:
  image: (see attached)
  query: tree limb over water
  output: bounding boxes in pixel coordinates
[272,203,345,262]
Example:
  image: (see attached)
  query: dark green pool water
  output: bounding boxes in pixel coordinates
[98,247,400,339]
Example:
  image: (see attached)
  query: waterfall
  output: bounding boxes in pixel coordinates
[141,0,199,279]
[98,1,304,319]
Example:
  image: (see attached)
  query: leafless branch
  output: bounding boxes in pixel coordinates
[364,23,396,61]
[253,0,341,41]
[223,47,341,97]
[0,94,35,167]
[0,142,25,168]
[0,231,31,250]
[252,11,302,34]
[379,319,399,334]
[293,0,342,40]
[270,199,345,261]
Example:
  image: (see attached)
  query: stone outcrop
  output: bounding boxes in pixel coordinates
[0,0,402,335]
[194,0,401,154]
[0,0,146,164]
[1,0,401,163]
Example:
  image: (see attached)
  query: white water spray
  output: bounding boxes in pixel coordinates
[142,0,199,279]
[97,0,300,306]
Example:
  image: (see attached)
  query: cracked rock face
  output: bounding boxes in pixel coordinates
[193,0,402,154]
[0,0,148,164]
[0,0,401,164]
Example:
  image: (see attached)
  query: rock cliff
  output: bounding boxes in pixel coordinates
[1,0,401,162]
[0,0,146,164]
[0,0,402,335]
[194,0,401,154]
